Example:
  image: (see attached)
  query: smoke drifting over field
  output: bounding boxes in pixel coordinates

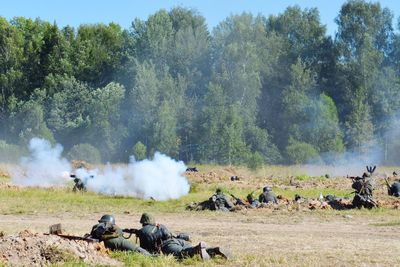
[11,138,71,187]
[11,138,190,200]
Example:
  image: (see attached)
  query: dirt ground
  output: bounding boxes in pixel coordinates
[1,210,399,266]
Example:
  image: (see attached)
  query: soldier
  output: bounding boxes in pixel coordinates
[386,179,400,197]
[208,188,235,212]
[246,193,261,208]
[71,174,86,192]
[135,213,231,260]
[258,186,278,204]
[90,214,150,255]
[351,170,377,209]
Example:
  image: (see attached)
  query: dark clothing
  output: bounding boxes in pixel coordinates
[351,177,376,209]
[389,182,400,197]
[73,178,86,192]
[259,191,278,204]
[137,223,197,259]
[90,223,149,255]
[136,224,172,254]
[209,192,234,211]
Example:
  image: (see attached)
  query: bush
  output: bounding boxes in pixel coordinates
[132,141,147,161]
[285,140,320,164]
[247,152,265,170]
[67,143,102,164]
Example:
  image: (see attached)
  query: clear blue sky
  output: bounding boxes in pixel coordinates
[2,0,399,37]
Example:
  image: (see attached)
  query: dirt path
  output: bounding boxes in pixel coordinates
[1,211,399,266]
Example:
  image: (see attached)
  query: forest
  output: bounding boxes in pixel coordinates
[1,0,400,166]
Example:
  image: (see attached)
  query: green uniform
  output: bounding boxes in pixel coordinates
[90,223,150,255]
[137,223,199,258]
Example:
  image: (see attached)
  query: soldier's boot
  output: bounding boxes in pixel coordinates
[206,247,232,260]
[193,241,210,260]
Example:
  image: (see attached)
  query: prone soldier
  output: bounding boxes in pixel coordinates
[258,186,278,204]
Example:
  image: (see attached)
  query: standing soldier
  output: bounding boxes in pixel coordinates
[258,186,278,204]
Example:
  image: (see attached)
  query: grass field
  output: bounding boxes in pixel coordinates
[1,164,400,266]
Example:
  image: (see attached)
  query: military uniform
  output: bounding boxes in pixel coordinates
[136,213,231,260]
[91,215,150,255]
[73,177,86,192]
[389,181,400,197]
[258,186,278,204]
[209,189,235,212]
[351,173,376,209]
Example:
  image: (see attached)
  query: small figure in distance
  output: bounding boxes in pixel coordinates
[209,188,235,212]
[186,167,198,172]
[258,186,278,204]
[230,176,240,181]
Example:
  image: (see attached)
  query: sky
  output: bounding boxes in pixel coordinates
[2,0,400,37]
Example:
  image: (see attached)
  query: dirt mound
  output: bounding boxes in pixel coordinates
[0,230,121,266]
[70,160,93,170]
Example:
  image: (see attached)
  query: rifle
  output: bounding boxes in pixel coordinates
[122,228,139,239]
[53,233,99,242]
[230,194,245,206]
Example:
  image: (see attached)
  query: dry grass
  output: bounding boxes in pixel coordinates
[1,164,400,266]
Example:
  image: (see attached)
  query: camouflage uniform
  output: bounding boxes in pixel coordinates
[209,189,235,212]
[258,186,278,204]
[136,213,230,260]
[90,215,150,255]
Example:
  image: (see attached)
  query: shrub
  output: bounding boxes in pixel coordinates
[132,141,147,161]
[67,143,102,164]
[286,140,320,164]
[0,140,26,163]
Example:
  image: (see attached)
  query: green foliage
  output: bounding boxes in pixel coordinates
[1,3,400,164]
[67,143,102,164]
[286,139,320,164]
[132,141,147,161]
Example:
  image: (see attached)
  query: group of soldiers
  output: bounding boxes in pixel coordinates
[191,166,400,212]
[87,213,231,260]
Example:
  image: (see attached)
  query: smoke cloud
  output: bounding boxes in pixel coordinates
[11,138,71,187]
[11,138,190,200]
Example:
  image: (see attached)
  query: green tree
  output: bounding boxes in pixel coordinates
[132,141,147,161]
[67,143,102,164]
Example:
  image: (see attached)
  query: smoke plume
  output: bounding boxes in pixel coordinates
[11,138,71,187]
[11,138,190,200]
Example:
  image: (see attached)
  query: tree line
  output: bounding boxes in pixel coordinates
[1,0,400,166]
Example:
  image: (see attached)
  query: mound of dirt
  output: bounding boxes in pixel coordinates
[0,230,121,266]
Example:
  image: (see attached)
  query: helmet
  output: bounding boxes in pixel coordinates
[263,186,272,192]
[215,188,222,194]
[98,214,115,225]
[362,172,370,178]
[140,213,155,225]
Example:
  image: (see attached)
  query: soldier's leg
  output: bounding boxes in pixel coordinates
[206,246,232,260]
[105,237,151,256]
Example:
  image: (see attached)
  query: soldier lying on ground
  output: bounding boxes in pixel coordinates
[246,193,261,208]
[209,188,235,212]
[89,214,150,255]
[134,213,231,260]
[258,186,278,204]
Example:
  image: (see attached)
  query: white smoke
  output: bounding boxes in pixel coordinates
[11,138,71,187]
[11,138,190,200]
